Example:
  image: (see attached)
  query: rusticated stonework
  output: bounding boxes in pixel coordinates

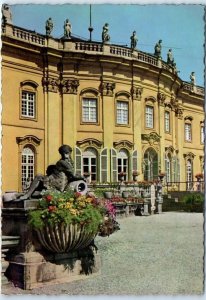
[42,77,59,93]
[61,79,79,94]
[157,92,166,106]
[131,86,143,100]
[101,82,115,96]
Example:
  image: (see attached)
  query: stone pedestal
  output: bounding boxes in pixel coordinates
[5,250,101,290]
[142,199,150,216]
[157,199,163,214]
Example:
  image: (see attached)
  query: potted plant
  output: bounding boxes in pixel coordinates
[119,171,126,182]
[195,173,203,181]
[28,189,105,253]
[132,170,140,181]
[158,172,166,181]
[83,172,91,183]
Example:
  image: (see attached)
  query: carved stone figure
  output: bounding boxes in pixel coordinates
[64,19,72,38]
[154,40,162,59]
[130,31,138,50]
[2,4,12,25]
[45,17,53,36]
[167,49,174,66]
[190,72,196,85]
[102,23,110,43]
[15,145,85,200]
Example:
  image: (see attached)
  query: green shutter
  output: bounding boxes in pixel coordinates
[100,148,108,183]
[111,148,117,182]
[74,147,82,176]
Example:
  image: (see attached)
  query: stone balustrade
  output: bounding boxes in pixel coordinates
[2,23,204,96]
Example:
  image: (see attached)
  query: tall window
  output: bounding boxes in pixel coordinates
[21,91,35,118]
[117,101,128,125]
[82,98,97,122]
[143,148,158,181]
[21,147,35,191]
[82,148,97,182]
[117,149,128,180]
[165,111,170,133]
[165,154,171,182]
[145,106,154,128]
[201,126,204,144]
[185,123,192,141]
[186,159,193,190]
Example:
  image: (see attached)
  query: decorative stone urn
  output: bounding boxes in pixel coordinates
[35,223,97,253]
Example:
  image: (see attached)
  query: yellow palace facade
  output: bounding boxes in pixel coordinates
[1,22,204,193]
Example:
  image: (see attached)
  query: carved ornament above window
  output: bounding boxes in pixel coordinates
[141,132,161,145]
[113,140,134,150]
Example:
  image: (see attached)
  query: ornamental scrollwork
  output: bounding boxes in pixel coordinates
[175,106,184,119]
[141,132,161,145]
[61,79,79,94]
[157,92,166,106]
[100,82,116,97]
[131,86,143,100]
[42,77,59,93]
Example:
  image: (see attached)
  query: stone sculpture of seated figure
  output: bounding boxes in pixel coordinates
[18,145,85,200]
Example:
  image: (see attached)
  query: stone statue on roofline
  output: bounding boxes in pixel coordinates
[190,72,196,86]
[64,19,72,39]
[3,145,87,202]
[130,31,138,50]
[2,3,12,26]
[167,49,174,66]
[154,39,162,59]
[45,17,53,36]
[102,23,110,44]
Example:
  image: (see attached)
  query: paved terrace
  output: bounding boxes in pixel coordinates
[2,212,204,296]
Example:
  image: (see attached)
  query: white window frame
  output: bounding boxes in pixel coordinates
[185,123,192,142]
[201,126,204,144]
[117,149,128,180]
[21,91,35,118]
[82,98,97,123]
[82,148,97,182]
[21,147,35,191]
[145,105,154,128]
[165,111,170,133]
[116,101,129,125]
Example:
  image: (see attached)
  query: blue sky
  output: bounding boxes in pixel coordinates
[10,3,205,86]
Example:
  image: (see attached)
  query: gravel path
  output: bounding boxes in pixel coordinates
[2,212,204,296]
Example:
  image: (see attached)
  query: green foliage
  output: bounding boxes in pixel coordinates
[28,189,104,233]
[183,193,204,205]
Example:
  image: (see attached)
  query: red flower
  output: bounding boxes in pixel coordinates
[48,205,56,212]
[74,192,81,198]
[45,195,53,202]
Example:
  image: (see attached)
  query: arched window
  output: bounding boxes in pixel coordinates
[186,159,193,190]
[82,147,98,182]
[117,149,129,181]
[143,148,158,181]
[21,146,35,191]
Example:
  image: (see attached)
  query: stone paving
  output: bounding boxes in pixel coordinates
[2,212,204,296]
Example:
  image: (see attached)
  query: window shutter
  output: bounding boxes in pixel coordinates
[177,157,180,182]
[111,148,117,182]
[100,148,108,183]
[74,147,82,176]
[130,150,138,180]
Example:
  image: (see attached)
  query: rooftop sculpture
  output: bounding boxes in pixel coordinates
[45,17,53,36]
[64,19,72,39]
[2,3,12,25]
[102,23,110,43]
[130,31,138,50]
[154,39,162,59]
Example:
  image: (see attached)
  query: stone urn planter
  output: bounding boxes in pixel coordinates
[104,191,113,199]
[35,223,97,253]
[122,191,129,198]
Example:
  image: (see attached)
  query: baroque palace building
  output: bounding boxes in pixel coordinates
[1,8,205,193]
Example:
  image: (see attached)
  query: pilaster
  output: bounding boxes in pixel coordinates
[61,79,79,148]
[157,92,166,172]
